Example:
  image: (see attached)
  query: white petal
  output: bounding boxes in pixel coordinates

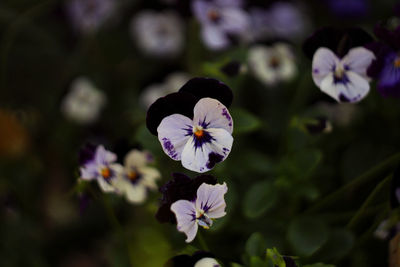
[138,166,161,190]
[312,47,340,87]
[341,47,375,80]
[247,45,277,85]
[97,178,116,193]
[157,114,193,161]
[219,8,249,34]
[194,257,221,267]
[124,149,149,168]
[320,72,370,103]
[80,165,97,180]
[124,183,147,204]
[181,128,233,173]
[195,183,227,219]
[201,25,230,50]
[95,145,117,165]
[171,200,198,243]
[193,98,233,134]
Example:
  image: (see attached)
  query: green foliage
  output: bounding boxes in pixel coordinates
[242,180,278,219]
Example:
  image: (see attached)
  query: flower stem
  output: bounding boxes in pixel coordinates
[196,230,210,251]
[346,174,392,231]
[306,152,400,214]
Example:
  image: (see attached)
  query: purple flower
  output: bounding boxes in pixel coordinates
[171,182,227,242]
[157,97,233,173]
[312,47,375,103]
[79,145,122,192]
[156,173,217,224]
[66,0,117,34]
[192,0,250,50]
[366,24,400,98]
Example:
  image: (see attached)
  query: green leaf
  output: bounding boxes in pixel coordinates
[249,256,271,267]
[243,180,278,219]
[313,229,354,261]
[245,232,266,257]
[230,107,262,134]
[287,217,329,257]
[266,248,286,267]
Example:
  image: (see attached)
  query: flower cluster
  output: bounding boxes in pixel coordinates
[79,144,161,204]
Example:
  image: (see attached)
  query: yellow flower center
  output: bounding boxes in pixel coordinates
[334,66,345,79]
[207,9,220,22]
[394,57,400,68]
[193,125,204,138]
[100,167,111,179]
[127,170,139,182]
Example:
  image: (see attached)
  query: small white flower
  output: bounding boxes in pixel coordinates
[171,182,228,243]
[80,145,122,193]
[140,72,191,108]
[157,97,233,173]
[131,10,185,57]
[113,150,161,204]
[312,47,375,103]
[247,43,297,86]
[61,77,106,124]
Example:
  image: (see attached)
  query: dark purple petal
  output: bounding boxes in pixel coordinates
[373,23,400,50]
[376,54,400,98]
[366,42,393,78]
[146,92,198,136]
[283,256,298,267]
[78,143,97,165]
[303,27,373,59]
[155,173,217,224]
[179,77,233,108]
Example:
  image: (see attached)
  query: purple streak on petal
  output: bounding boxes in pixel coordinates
[162,138,179,160]
[206,152,224,170]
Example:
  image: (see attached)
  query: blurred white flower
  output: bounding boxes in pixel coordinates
[66,0,117,34]
[113,149,161,204]
[61,77,106,124]
[192,0,250,50]
[131,10,185,57]
[247,43,297,86]
[194,257,221,267]
[248,2,310,42]
[80,145,122,193]
[140,72,191,108]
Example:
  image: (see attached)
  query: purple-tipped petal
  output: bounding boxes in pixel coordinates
[157,114,193,161]
[171,200,198,242]
[195,182,227,219]
[193,98,233,134]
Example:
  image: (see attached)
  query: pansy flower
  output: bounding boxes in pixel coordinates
[366,22,400,98]
[171,182,227,243]
[61,77,106,125]
[192,0,250,50]
[247,43,297,86]
[166,251,221,267]
[131,10,185,57]
[304,27,375,102]
[65,0,117,34]
[147,78,234,173]
[112,149,161,204]
[79,144,122,192]
[140,72,191,109]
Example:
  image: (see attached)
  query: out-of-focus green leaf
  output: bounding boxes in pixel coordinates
[243,180,278,219]
[313,229,354,262]
[230,107,262,135]
[245,232,266,257]
[249,256,271,267]
[279,149,322,180]
[266,248,285,267]
[287,217,329,257]
[134,123,163,156]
